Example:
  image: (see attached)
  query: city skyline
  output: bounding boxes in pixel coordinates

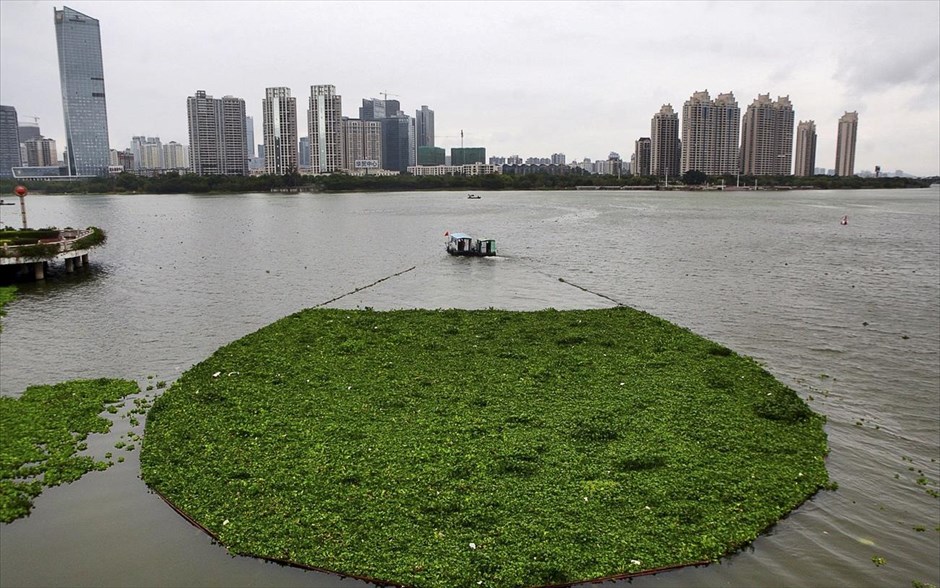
[1,1,938,176]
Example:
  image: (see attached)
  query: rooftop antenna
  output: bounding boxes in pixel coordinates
[461,129,464,150]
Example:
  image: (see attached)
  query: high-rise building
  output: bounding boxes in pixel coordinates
[680,90,740,175]
[794,120,817,177]
[0,105,20,177]
[186,90,247,176]
[219,96,247,175]
[23,138,59,167]
[54,6,111,176]
[343,118,383,171]
[245,115,255,158]
[359,98,385,121]
[650,105,680,178]
[381,116,415,173]
[131,136,163,171]
[308,85,344,174]
[17,124,41,143]
[162,141,189,170]
[262,87,298,175]
[633,137,651,176]
[835,111,858,177]
[740,94,794,176]
[416,105,435,148]
[451,147,486,166]
[551,153,566,165]
[418,146,445,166]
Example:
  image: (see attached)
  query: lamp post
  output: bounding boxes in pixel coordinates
[14,185,28,229]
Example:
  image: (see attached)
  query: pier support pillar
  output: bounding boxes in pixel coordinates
[65,258,74,273]
[81,253,89,266]
[33,262,45,280]
[75,255,84,268]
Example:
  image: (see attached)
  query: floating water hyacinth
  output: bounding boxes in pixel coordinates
[141,307,831,587]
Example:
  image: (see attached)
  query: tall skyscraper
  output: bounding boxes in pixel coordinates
[551,153,566,165]
[262,87,298,175]
[343,118,383,171]
[308,85,344,174]
[187,90,247,176]
[54,6,111,176]
[0,105,20,177]
[650,105,680,178]
[740,94,794,176]
[245,115,255,158]
[794,120,817,177]
[382,116,415,173]
[416,105,435,148]
[835,111,858,177]
[633,137,651,176]
[680,90,740,175]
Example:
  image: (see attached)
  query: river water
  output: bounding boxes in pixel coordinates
[1,188,938,588]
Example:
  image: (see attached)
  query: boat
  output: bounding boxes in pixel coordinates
[467,193,481,199]
[445,232,496,256]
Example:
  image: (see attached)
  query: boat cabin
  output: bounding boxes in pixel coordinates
[446,232,497,257]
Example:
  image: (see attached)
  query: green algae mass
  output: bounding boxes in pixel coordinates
[141,307,830,587]
[0,378,140,522]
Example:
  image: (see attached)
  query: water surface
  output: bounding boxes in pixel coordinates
[1,188,938,587]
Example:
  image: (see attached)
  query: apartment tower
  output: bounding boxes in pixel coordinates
[650,105,681,178]
[835,111,858,177]
[262,87,298,175]
[632,137,651,176]
[740,94,794,176]
[794,120,817,177]
[308,85,344,174]
[186,90,247,176]
[342,118,383,172]
[162,141,189,170]
[680,90,740,176]
[54,6,111,176]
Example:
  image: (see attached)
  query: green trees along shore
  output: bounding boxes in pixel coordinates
[1,171,934,196]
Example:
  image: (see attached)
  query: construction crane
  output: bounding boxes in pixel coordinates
[379,91,399,102]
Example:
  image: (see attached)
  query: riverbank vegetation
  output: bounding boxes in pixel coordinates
[0,379,140,523]
[2,171,934,196]
[141,307,831,587]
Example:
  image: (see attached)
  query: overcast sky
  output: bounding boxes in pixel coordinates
[1,1,938,176]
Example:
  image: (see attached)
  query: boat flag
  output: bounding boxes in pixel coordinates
[444,231,449,236]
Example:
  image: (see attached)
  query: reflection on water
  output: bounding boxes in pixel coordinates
[1,188,938,588]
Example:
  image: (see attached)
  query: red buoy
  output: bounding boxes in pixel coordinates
[14,185,27,196]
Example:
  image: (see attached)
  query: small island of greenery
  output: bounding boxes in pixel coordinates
[141,307,831,587]
[0,378,140,523]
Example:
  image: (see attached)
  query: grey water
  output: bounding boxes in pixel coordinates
[1,188,938,588]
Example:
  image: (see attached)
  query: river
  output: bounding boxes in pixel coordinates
[1,188,938,587]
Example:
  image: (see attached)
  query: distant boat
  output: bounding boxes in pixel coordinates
[467,193,481,199]
[841,215,848,225]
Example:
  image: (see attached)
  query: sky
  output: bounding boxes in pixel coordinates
[1,0,938,176]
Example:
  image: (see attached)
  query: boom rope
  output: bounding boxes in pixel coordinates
[512,253,627,307]
[313,265,417,309]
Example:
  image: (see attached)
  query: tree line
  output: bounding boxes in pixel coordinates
[1,170,935,196]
